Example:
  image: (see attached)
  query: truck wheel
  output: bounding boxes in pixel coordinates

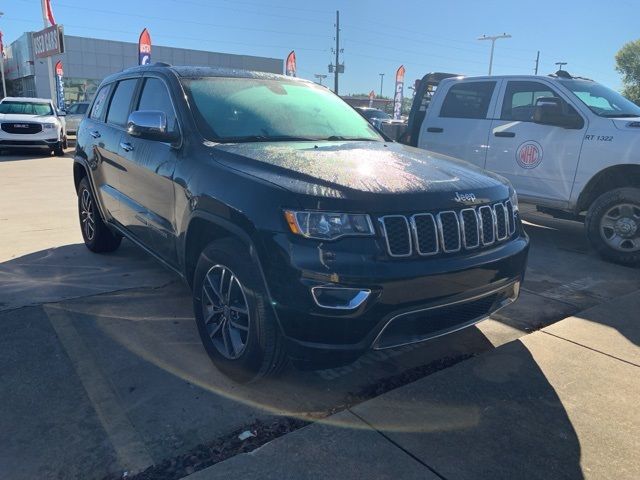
[192,239,288,383]
[54,142,65,156]
[585,187,640,266]
[77,177,122,253]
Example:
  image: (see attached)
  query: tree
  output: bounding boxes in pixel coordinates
[615,39,640,105]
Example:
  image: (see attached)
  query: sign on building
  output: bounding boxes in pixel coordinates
[32,25,65,59]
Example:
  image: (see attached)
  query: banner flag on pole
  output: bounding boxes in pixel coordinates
[0,31,4,57]
[285,50,296,77]
[368,90,375,108]
[138,28,151,65]
[54,60,65,110]
[44,0,56,26]
[393,65,405,120]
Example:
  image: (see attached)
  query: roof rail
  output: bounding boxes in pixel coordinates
[153,62,171,67]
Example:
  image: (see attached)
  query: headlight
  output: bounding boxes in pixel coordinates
[509,188,519,212]
[42,123,57,130]
[284,210,375,240]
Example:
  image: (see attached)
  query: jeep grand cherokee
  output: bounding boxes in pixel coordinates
[73,64,529,382]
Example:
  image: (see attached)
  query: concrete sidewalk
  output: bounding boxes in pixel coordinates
[187,291,640,480]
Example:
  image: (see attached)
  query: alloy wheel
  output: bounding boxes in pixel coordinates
[599,203,640,252]
[80,188,96,241]
[201,265,251,360]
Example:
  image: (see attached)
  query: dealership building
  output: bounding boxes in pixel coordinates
[3,32,283,104]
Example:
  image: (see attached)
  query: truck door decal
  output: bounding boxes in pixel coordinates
[516,141,543,169]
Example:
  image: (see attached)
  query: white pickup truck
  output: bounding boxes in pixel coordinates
[403,70,640,266]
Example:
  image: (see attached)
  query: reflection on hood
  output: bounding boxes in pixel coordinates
[213,141,507,198]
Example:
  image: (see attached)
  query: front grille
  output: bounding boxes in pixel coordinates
[380,200,517,258]
[1,122,43,134]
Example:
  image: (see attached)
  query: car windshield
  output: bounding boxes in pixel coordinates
[182,77,382,142]
[0,101,54,116]
[562,79,640,118]
[68,103,89,115]
[363,109,391,120]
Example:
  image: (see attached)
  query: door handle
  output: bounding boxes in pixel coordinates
[427,127,444,133]
[119,142,134,152]
[494,131,516,138]
[89,130,101,138]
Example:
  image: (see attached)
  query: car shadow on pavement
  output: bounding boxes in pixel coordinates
[349,338,587,480]
[0,149,58,162]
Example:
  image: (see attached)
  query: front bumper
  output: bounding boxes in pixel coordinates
[261,230,529,366]
[0,138,60,149]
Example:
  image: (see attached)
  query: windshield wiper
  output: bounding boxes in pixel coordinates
[221,135,317,143]
[323,136,378,141]
[600,113,640,118]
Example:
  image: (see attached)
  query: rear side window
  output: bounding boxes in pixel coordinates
[90,86,110,120]
[440,81,496,119]
[106,79,138,127]
[501,81,558,121]
[137,78,178,134]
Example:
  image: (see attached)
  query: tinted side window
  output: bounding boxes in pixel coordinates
[90,86,110,120]
[106,79,138,127]
[137,78,178,134]
[440,81,496,119]
[501,81,558,121]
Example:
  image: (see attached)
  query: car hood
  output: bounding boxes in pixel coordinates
[212,141,510,211]
[0,113,59,124]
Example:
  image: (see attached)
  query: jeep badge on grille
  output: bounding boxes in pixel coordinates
[454,192,477,203]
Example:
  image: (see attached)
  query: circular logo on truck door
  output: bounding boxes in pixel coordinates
[516,141,543,169]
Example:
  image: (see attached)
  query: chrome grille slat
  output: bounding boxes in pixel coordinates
[379,201,516,258]
[459,208,480,249]
[437,211,461,253]
[411,214,439,256]
[494,203,509,241]
[380,216,412,257]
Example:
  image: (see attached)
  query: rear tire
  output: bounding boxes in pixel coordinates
[54,141,65,156]
[192,239,288,382]
[77,177,122,253]
[585,187,640,266]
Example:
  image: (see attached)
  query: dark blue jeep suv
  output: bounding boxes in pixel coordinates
[73,64,529,381]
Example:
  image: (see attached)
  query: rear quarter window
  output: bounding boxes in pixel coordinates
[90,86,110,120]
[440,81,496,119]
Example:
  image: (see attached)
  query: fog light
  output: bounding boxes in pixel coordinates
[311,286,370,310]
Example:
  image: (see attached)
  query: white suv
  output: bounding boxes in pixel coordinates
[0,97,67,156]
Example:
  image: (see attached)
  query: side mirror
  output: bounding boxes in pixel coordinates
[127,110,178,142]
[533,97,583,129]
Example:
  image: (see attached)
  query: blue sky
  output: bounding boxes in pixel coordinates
[3,0,637,96]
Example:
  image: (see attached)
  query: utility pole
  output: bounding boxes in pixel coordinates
[40,0,56,103]
[478,33,511,76]
[555,61,567,71]
[379,73,384,97]
[0,12,7,98]
[334,10,340,94]
[534,50,540,75]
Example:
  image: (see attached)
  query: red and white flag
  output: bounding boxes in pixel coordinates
[44,0,56,26]
[285,51,296,77]
[0,31,4,58]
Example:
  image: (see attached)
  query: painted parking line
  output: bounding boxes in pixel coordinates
[44,305,154,474]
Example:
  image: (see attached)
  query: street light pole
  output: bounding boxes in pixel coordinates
[0,12,7,98]
[379,73,384,97]
[314,73,327,86]
[478,33,511,76]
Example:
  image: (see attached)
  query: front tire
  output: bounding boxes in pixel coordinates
[77,177,122,253]
[585,187,640,266]
[192,239,287,382]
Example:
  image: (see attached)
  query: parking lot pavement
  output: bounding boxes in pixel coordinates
[1,152,639,479]
[196,291,639,480]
